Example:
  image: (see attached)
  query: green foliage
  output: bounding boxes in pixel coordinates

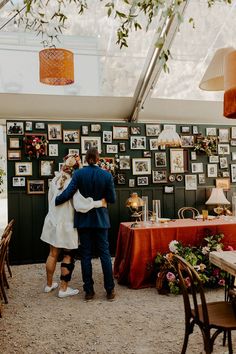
[155,232,226,295]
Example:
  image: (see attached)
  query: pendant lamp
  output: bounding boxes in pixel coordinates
[224,50,236,118]
[39,48,74,85]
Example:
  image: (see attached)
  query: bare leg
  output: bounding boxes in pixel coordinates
[46,246,60,287]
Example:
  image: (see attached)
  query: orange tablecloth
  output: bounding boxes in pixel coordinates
[114,218,236,289]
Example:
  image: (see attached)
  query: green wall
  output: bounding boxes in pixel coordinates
[6,120,236,263]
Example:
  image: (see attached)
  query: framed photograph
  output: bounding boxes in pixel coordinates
[164,185,174,194]
[231,164,236,182]
[170,149,184,173]
[192,126,199,135]
[232,152,236,161]
[12,176,25,187]
[112,126,129,140]
[145,124,161,136]
[68,148,79,155]
[48,124,62,140]
[198,174,206,184]
[15,162,32,176]
[218,143,230,155]
[25,121,33,132]
[219,157,228,169]
[7,121,24,135]
[154,152,167,167]
[63,130,80,143]
[106,145,118,154]
[163,124,176,131]
[119,142,126,152]
[152,170,167,183]
[222,171,230,177]
[143,151,151,158]
[191,162,203,173]
[9,137,20,149]
[207,164,217,178]
[117,173,126,185]
[130,126,141,135]
[231,140,236,146]
[206,127,217,136]
[27,180,45,195]
[215,177,230,191]
[48,144,58,157]
[35,122,45,130]
[119,156,131,170]
[58,162,64,171]
[39,160,55,177]
[181,126,190,134]
[132,158,151,175]
[209,155,219,163]
[137,176,149,186]
[191,151,197,160]
[91,124,101,132]
[219,128,229,143]
[103,131,112,143]
[180,135,195,148]
[232,127,236,139]
[129,179,135,187]
[81,137,101,154]
[81,125,89,135]
[130,136,146,150]
[8,150,21,160]
[185,174,197,190]
[149,139,159,150]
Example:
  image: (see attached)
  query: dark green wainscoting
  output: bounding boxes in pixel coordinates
[8,186,236,264]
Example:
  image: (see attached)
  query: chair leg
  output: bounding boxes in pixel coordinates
[3,269,9,289]
[228,331,233,354]
[181,320,194,354]
[6,252,12,278]
[0,276,8,304]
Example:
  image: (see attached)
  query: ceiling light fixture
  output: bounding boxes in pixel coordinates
[224,50,236,118]
[39,48,74,86]
[156,127,182,147]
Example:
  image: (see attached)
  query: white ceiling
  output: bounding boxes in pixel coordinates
[0,0,236,125]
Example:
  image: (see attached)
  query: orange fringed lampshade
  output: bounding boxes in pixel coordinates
[224,50,236,118]
[39,48,74,85]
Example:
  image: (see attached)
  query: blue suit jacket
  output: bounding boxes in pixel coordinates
[55,165,116,229]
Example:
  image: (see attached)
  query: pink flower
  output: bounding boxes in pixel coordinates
[184,277,191,288]
[213,268,220,277]
[218,279,225,286]
[166,272,176,282]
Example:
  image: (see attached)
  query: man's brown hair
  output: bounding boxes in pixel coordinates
[85,148,99,165]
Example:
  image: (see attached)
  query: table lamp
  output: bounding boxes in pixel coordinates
[205,187,231,216]
[126,192,144,225]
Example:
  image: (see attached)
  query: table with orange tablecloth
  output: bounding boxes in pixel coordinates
[114,218,236,289]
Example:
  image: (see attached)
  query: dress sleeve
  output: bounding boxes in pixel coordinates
[73,190,102,213]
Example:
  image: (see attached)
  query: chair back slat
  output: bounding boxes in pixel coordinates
[0,232,12,273]
[174,255,210,326]
[1,219,15,239]
[178,207,200,219]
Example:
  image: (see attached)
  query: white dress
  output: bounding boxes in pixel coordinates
[40,172,102,249]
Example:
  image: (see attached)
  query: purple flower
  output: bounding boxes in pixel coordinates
[166,272,176,282]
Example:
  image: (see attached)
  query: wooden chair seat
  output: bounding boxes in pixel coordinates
[194,302,236,329]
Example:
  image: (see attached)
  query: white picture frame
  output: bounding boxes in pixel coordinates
[129,179,135,187]
[191,162,203,173]
[207,164,217,177]
[190,151,197,160]
[232,152,236,161]
[48,144,58,156]
[180,135,195,148]
[218,128,229,143]
[48,124,62,140]
[185,174,197,190]
[154,152,167,167]
[209,155,219,163]
[119,156,131,170]
[152,170,167,183]
[63,129,80,143]
[145,124,161,136]
[170,149,184,173]
[81,136,102,154]
[137,176,149,186]
[106,145,118,154]
[103,131,112,143]
[231,164,236,182]
[112,126,129,140]
[68,148,80,155]
[232,127,236,139]
[15,162,32,176]
[130,136,146,150]
[198,174,206,184]
[7,121,24,135]
[206,127,217,136]
[219,157,228,169]
[12,176,26,187]
[132,158,151,175]
[25,121,33,132]
[218,143,230,155]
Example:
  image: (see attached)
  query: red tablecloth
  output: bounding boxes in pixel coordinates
[114,218,236,289]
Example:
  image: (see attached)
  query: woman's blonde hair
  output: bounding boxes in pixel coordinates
[56,154,80,189]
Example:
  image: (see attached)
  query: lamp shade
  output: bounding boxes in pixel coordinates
[156,128,182,147]
[224,50,236,118]
[199,47,234,91]
[39,48,74,85]
[205,188,230,205]
[126,192,144,209]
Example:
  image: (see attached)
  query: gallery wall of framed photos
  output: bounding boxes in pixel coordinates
[6,120,236,263]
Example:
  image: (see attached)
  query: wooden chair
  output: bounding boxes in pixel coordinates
[0,232,12,304]
[174,254,236,354]
[1,219,15,277]
[178,207,200,219]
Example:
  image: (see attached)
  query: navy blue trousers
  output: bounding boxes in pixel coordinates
[78,228,114,294]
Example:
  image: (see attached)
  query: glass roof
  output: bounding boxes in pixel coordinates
[152,0,236,101]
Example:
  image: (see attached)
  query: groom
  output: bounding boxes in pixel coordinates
[55,148,116,301]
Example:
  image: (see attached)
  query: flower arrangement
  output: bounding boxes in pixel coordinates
[97,157,117,177]
[155,232,228,295]
[194,135,217,156]
[24,134,48,159]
